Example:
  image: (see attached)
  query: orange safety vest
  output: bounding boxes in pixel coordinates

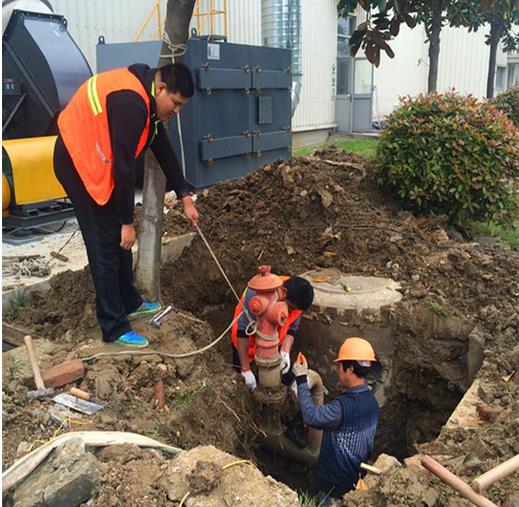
[231,276,303,364]
[58,68,152,205]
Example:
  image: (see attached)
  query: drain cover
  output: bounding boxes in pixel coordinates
[302,268,402,315]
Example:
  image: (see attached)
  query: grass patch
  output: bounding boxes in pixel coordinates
[293,138,379,158]
[473,221,519,250]
[7,288,29,319]
[172,378,211,410]
[298,491,327,507]
[424,300,457,318]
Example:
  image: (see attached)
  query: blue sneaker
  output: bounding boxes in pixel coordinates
[127,301,161,321]
[115,331,149,348]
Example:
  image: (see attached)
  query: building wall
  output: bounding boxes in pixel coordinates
[50,0,262,71]
[372,25,429,121]
[292,0,337,131]
[373,22,507,120]
[50,0,167,70]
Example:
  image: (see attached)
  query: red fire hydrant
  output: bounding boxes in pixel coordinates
[247,266,288,388]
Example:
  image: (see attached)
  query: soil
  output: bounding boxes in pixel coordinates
[3,146,519,505]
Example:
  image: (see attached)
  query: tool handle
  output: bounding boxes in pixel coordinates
[471,454,519,493]
[24,335,45,390]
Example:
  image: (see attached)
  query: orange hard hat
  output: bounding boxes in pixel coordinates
[334,337,376,363]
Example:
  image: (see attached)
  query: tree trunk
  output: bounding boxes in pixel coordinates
[135,0,196,301]
[427,3,443,93]
[486,19,504,99]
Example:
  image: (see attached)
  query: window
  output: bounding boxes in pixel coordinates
[337,16,355,96]
[496,66,506,92]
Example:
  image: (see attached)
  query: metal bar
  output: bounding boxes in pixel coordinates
[157,1,162,40]
[134,1,159,42]
[210,0,214,34]
[2,93,27,134]
[224,0,228,38]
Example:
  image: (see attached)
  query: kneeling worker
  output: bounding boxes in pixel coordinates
[231,275,314,389]
[292,337,381,502]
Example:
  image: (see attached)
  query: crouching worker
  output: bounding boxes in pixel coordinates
[292,337,381,503]
[231,275,314,390]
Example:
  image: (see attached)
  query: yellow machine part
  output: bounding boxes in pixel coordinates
[2,136,66,208]
[2,173,11,213]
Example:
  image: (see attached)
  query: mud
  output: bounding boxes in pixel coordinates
[2,310,256,474]
[3,146,519,505]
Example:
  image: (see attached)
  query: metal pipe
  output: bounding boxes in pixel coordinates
[420,456,497,507]
[471,455,519,493]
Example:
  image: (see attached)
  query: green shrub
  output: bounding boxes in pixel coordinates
[492,86,519,127]
[377,92,519,225]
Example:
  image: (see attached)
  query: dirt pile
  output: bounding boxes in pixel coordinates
[2,310,255,473]
[3,146,519,505]
[161,147,519,327]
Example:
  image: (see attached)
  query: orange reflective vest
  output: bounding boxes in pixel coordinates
[231,276,303,364]
[58,68,152,205]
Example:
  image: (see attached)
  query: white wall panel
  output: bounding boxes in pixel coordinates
[50,0,167,70]
[50,0,261,71]
[437,25,490,97]
[373,25,428,120]
[373,23,498,120]
[227,0,261,45]
[292,0,337,131]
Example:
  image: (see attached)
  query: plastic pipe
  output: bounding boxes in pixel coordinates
[471,455,519,493]
[420,455,497,507]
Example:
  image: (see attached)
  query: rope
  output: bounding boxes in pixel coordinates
[194,224,242,304]
[81,311,243,362]
[161,31,187,60]
[6,258,50,277]
[194,224,256,334]
[179,491,190,507]
[222,459,256,470]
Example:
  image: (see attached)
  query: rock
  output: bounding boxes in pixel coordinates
[477,402,504,422]
[411,274,421,282]
[512,344,519,370]
[13,439,99,507]
[463,453,482,470]
[161,445,298,506]
[431,228,449,244]
[404,455,424,470]
[503,494,519,507]
[48,405,78,428]
[318,189,333,208]
[373,453,402,472]
[468,329,485,384]
[422,487,439,506]
[187,460,222,494]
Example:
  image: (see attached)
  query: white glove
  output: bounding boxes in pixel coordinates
[280,351,291,375]
[241,370,257,390]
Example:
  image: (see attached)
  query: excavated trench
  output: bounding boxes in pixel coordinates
[165,262,472,493]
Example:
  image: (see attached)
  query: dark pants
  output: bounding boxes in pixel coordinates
[54,136,142,342]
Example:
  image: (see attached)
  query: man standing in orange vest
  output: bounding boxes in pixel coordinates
[231,276,314,389]
[54,63,198,348]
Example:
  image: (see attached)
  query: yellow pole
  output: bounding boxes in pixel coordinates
[156,0,161,39]
[195,0,201,34]
[210,0,214,35]
[134,1,158,42]
[224,0,228,38]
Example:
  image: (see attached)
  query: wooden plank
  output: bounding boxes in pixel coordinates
[2,323,41,348]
